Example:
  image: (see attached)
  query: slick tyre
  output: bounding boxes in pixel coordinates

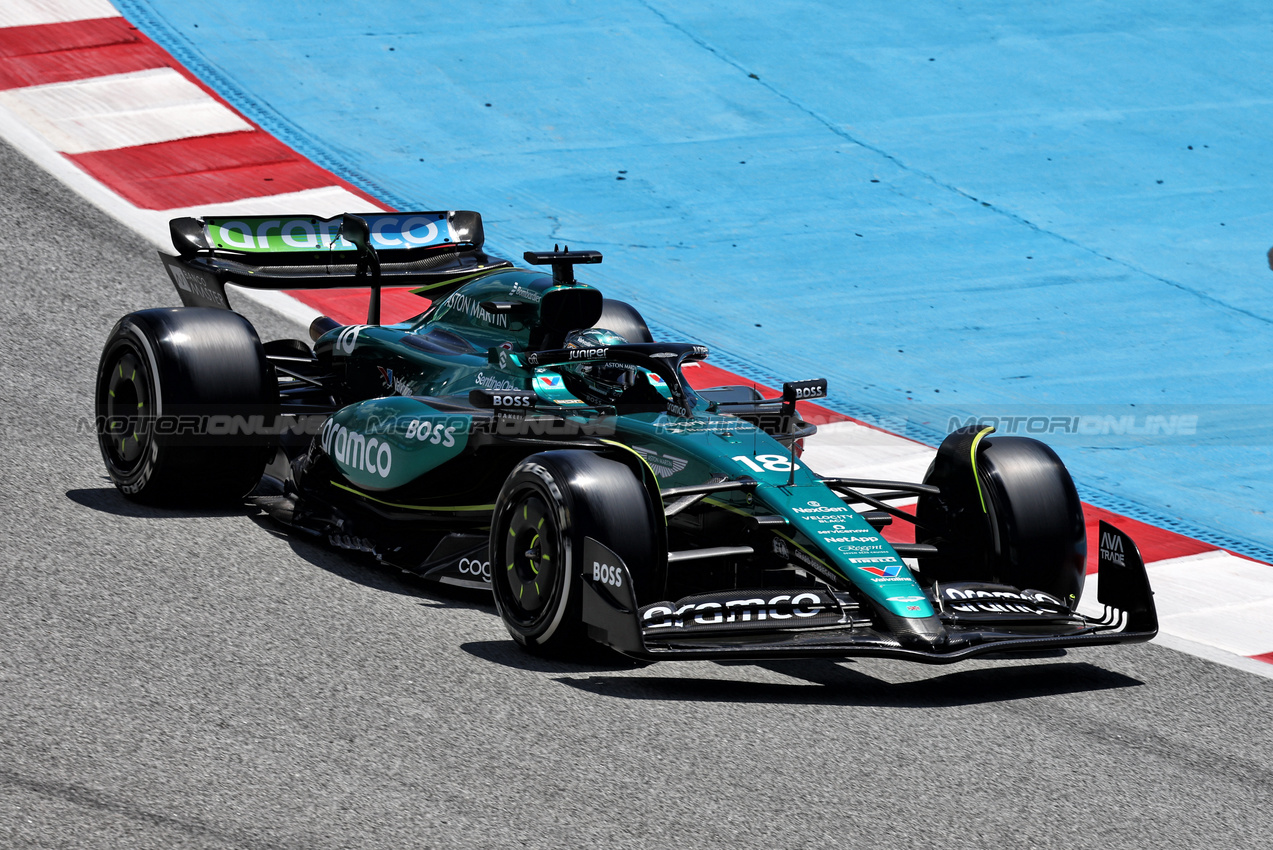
[919,435,1086,606]
[593,298,653,343]
[95,308,277,504]
[490,451,659,658]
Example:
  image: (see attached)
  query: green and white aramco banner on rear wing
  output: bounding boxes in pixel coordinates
[201,213,458,252]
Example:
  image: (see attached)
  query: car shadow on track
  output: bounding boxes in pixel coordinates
[66,486,255,519]
[547,658,1144,707]
[462,640,651,674]
[241,512,498,607]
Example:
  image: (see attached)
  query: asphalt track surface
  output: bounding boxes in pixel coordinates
[3,138,1273,849]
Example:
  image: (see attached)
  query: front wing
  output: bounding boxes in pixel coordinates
[581,521,1157,664]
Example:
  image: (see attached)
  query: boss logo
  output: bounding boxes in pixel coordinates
[592,560,623,588]
[783,379,828,401]
[492,394,532,407]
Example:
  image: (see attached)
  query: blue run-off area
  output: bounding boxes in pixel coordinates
[118,1,1273,558]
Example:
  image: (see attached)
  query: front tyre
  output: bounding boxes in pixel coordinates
[95,308,276,504]
[490,451,659,658]
[918,432,1086,606]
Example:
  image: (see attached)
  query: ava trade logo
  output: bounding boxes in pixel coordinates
[858,564,904,578]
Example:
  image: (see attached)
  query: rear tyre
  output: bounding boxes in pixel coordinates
[593,298,653,343]
[490,451,659,658]
[95,308,277,504]
[918,435,1086,606]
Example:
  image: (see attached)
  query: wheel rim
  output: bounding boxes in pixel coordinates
[498,490,562,625]
[99,344,153,471]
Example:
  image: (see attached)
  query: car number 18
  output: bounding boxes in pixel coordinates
[732,454,799,473]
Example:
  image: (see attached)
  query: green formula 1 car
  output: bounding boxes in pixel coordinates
[95,210,1157,662]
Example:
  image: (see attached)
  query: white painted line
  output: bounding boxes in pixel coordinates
[0,68,251,153]
[1146,549,1273,614]
[0,0,119,28]
[803,420,936,484]
[1161,599,1273,658]
[1080,550,1273,660]
[170,186,388,221]
[1152,632,1273,681]
[0,95,371,331]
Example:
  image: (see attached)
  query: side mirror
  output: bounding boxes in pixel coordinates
[338,213,372,252]
[338,213,382,325]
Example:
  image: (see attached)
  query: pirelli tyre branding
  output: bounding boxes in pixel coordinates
[640,589,842,634]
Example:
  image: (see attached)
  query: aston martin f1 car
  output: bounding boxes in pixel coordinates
[95,210,1157,662]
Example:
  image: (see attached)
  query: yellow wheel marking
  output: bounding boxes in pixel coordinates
[970,426,996,514]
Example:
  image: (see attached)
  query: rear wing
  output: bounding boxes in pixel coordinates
[160,210,513,314]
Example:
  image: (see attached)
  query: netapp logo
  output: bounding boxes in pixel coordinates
[642,592,825,629]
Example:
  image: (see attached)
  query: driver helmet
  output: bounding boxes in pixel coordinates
[560,328,635,398]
